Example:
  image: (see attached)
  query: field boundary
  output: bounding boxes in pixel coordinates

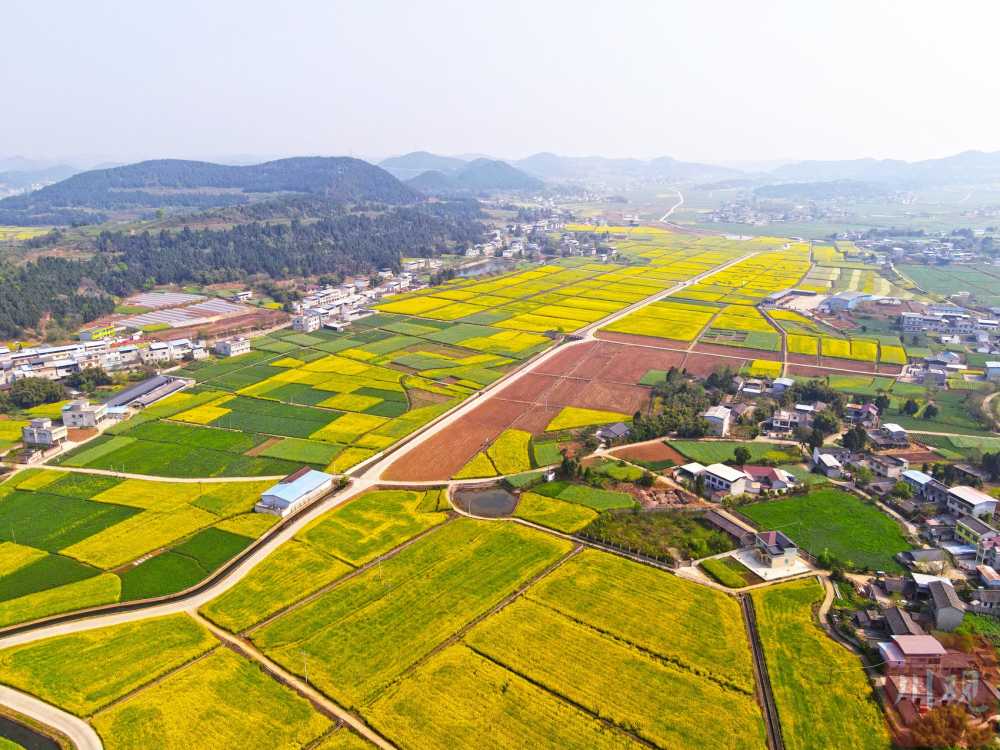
[0,481,353,639]
[739,593,785,750]
[242,516,455,636]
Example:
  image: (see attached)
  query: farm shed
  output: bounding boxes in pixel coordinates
[255,467,335,518]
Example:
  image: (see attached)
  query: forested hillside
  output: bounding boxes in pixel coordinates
[0,157,420,225]
[0,198,487,338]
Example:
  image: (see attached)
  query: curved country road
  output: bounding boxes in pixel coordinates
[0,686,102,750]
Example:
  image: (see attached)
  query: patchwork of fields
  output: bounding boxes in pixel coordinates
[0,469,279,630]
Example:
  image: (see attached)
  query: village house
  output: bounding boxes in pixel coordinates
[927,580,965,631]
[947,485,997,519]
[752,531,799,568]
[698,405,732,436]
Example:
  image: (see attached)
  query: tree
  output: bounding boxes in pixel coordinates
[8,377,63,408]
[923,404,939,419]
[812,410,841,436]
[733,445,752,466]
[891,481,913,499]
[903,398,920,416]
[808,428,825,452]
[843,425,869,453]
[65,366,113,391]
[911,704,993,748]
[854,466,875,486]
[636,471,656,488]
[694,473,706,497]
[873,394,890,413]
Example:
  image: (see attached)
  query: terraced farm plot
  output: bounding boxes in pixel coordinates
[252,519,572,709]
[546,406,631,431]
[464,598,766,750]
[0,491,141,553]
[364,645,644,750]
[513,492,597,533]
[201,540,353,633]
[297,489,447,567]
[752,579,891,750]
[600,299,715,341]
[485,429,532,474]
[525,549,754,692]
[0,574,121,630]
[92,647,334,750]
[0,614,218,717]
[741,489,910,571]
[532,481,635,511]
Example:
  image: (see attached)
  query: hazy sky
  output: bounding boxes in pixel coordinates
[3,1,1000,167]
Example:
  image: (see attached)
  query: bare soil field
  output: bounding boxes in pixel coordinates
[572,381,650,414]
[879,364,904,375]
[246,437,281,456]
[892,449,940,464]
[386,424,497,481]
[534,378,588,408]
[692,342,782,361]
[788,353,821,366]
[511,404,562,435]
[465,398,531,430]
[683,352,747,376]
[534,341,596,376]
[594,331,688,351]
[574,351,616,380]
[600,346,686,383]
[493,373,557,403]
[610,441,686,465]
[146,308,286,341]
[821,357,878,373]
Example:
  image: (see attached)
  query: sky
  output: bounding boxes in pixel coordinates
[3,1,1000,168]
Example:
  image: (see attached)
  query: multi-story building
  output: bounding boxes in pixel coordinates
[61,399,109,429]
[214,337,251,357]
[901,312,975,334]
[292,311,322,332]
[22,418,68,446]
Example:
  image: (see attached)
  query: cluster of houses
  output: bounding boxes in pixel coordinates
[0,336,211,385]
[675,462,799,500]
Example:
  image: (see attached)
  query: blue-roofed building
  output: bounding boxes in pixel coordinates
[902,469,950,504]
[255,467,335,517]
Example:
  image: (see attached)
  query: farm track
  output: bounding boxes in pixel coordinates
[738,593,784,750]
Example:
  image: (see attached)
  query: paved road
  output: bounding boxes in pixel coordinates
[658,189,683,222]
[0,686,102,750]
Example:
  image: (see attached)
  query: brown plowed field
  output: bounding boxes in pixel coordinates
[610,442,686,464]
[821,357,878,373]
[465,398,531,430]
[879,364,903,375]
[534,341,596,376]
[891,450,940,464]
[788,353,820,366]
[571,381,650,414]
[683,353,747,376]
[692,342,782,361]
[574,352,615,380]
[511,404,562,435]
[542,378,589,407]
[494,373,558,403]
[601,347,686,383]
[594,331,689,350]
[382,422,497,481]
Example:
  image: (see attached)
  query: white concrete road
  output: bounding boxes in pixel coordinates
[0,686,102,750]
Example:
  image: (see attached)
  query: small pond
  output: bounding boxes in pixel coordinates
[0,716,61,750]
[452,487,519,518]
